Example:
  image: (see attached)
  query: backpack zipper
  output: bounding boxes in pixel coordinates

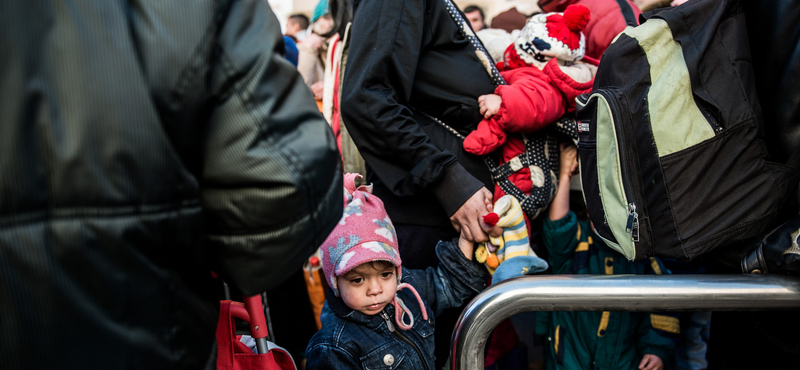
[596,89,641,244]
[626,203,640,242]
[381,310,430,370]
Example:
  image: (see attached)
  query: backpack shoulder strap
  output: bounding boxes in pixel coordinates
[613,0,639,27]
[441,0,506,87]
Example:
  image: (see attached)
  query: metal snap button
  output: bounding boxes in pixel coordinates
[383,354,395,366]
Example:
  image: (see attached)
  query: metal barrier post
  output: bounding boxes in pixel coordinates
[450,274,800,370]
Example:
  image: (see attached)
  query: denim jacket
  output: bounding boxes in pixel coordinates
[305,238,489,369]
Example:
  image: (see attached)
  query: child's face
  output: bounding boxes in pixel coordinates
[337,262,398,315]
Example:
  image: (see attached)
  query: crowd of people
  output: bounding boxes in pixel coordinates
[283,1,797,370]
[2,0,797,370]
[281,1,694,369]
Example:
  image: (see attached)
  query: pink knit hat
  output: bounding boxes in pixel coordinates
[320,173,402,296]
[319,173,428,330]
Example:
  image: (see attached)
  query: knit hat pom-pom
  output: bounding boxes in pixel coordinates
[483,213,500,227]
[563,4,591,32]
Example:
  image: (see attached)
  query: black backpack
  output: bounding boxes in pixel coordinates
[575,0,800,260]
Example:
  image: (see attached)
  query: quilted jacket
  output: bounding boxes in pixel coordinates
[0,1,342,369]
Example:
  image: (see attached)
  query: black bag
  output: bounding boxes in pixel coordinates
[575,0,800,260]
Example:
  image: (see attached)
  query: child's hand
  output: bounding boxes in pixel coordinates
[478,94,502,119]
[638,354,663,370]
[458,232,475,260]
[549,143,578,221]
[558,142,578,179]
[483,195,503,238]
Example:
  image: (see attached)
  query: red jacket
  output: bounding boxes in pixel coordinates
[463,58,596,201]
[464,59,595,156]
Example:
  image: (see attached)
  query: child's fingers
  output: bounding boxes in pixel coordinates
[565,144,577,154]
[643,362,657,370]
[639,355,661,370]
[487,225,503,238]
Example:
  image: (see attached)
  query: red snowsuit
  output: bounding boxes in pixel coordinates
[463,58,597,202]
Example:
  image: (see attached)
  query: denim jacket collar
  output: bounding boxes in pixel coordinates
[324,281,390,330]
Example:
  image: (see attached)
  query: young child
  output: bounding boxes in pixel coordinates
[463,4,597,209]
[536,144,676,370]
[305,174,489,370]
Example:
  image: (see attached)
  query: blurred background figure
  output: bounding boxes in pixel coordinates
[475,2,541,63]
[283,35,300,67]
[490,6,529,33]
[298,0,335,106]
[286,13,310,42]
[464,5,487,31]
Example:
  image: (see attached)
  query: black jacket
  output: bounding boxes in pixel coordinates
[0,1,342,369]
[341,0,496,227]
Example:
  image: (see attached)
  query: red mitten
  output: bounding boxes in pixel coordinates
[463,119,508,155]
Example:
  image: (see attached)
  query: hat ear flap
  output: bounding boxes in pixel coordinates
[503,43,530,69]
[343,173,362,194]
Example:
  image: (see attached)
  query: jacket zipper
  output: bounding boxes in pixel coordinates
[381,311,430,370]
[596,89,640,243]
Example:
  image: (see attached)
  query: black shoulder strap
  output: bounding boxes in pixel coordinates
[442,0,506,87]
[614,0,639,27]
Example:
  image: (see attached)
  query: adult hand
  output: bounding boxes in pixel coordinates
[301,32,323,50]
[638,354,663,370]
[310,81,324,100]
[450,187,500,243]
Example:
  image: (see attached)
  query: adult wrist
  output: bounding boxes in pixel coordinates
[432,162,484,217]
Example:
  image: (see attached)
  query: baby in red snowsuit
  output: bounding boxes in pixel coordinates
[464,4,597,205]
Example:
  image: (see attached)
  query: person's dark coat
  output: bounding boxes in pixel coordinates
[341,0,498,228]
[0,1,342,369]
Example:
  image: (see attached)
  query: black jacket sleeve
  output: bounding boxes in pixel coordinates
[203,0,343,295]
[341,0,485,216]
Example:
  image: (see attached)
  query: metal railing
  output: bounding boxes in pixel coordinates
[450,274,800,370]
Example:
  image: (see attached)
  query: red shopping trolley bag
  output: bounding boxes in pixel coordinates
[216,295,296,370]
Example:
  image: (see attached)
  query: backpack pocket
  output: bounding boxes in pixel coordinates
[576,89,641,260]
[659,120,788,258]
